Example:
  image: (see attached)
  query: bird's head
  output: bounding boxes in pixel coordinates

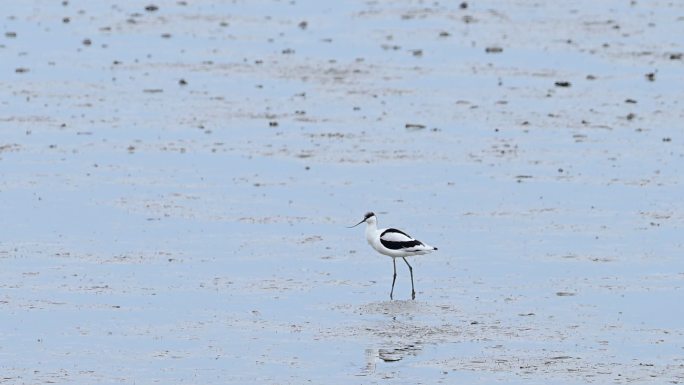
[348,212,376,228]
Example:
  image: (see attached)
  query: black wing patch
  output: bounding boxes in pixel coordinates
[380,228,424,250]
[381,228,410,238]
[381,239,424,250]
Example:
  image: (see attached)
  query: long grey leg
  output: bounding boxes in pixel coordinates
[402,257,415,300]
[390,258,397,300]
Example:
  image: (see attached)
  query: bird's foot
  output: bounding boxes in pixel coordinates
[411,291,416,300]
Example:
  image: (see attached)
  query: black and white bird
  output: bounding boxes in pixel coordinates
[349,212,438,300]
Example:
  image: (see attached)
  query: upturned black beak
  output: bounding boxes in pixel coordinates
[347,218,366,228]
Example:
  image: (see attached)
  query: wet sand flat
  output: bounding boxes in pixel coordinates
[1,0,683,384]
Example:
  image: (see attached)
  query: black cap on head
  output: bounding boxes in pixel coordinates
[348,212,374,228]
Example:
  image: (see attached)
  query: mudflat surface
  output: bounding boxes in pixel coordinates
[1,1,683,384]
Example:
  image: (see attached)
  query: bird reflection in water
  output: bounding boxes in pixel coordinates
[359,342,424,375]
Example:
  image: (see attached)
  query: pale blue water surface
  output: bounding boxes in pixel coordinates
[1,0,683,384]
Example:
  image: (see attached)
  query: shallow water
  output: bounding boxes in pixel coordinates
[1,0,683,384]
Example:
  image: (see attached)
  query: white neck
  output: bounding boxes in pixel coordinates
[365,219,378,242]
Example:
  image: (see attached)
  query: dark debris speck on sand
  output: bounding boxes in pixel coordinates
[405,123,426,130]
